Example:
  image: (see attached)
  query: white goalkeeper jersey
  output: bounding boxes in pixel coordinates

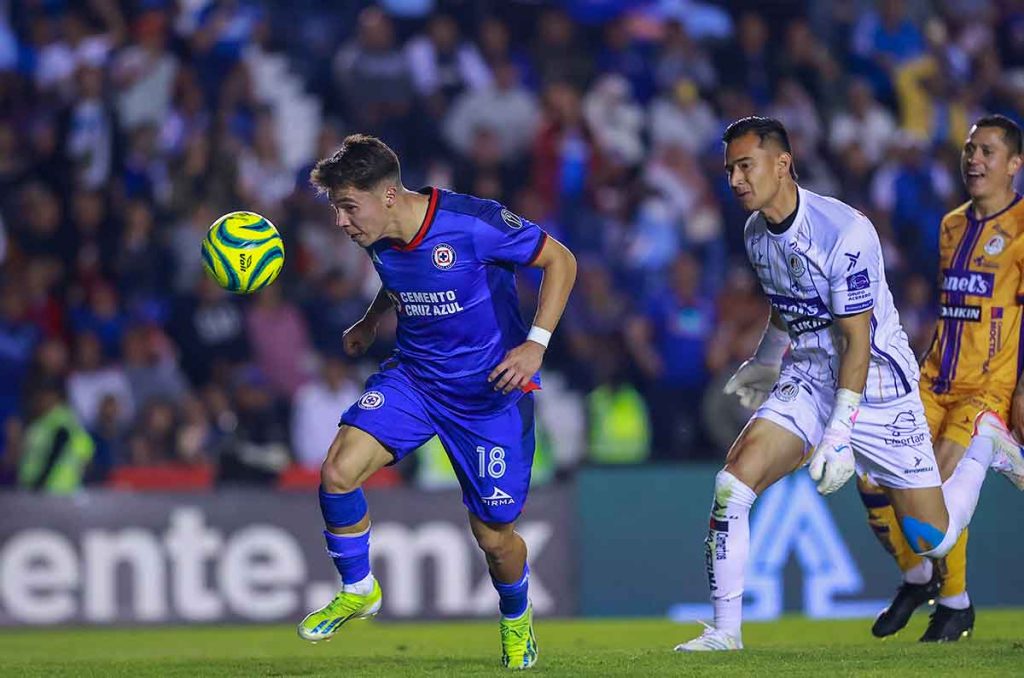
[744,186,919,404]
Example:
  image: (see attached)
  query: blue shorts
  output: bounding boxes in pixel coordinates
[339,366,536,524]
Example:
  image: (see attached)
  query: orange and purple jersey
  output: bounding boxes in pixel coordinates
[921,196,1024,395]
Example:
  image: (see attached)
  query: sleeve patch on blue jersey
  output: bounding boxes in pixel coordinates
[846,269,871,291]
[501,209,523,229]
[844,299,874,313]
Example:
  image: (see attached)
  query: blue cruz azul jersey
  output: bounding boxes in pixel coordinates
[366,188,548,416]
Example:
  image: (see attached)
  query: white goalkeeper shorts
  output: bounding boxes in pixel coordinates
[752,369,941,490]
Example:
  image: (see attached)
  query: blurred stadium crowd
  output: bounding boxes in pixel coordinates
[1,0,1021,491]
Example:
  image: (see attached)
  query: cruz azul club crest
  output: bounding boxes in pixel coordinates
[432,243,456,270]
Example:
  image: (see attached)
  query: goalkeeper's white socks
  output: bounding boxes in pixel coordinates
[917,435,992,559]
[706,470,757,638]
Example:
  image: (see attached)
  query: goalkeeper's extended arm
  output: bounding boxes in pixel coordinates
[724,309,790,409]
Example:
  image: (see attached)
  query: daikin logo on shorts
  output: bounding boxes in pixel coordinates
[432,243,456,270]
[358,391,385,410]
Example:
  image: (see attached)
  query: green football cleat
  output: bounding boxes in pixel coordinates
[297,579,382,643]
[500,604,538,670]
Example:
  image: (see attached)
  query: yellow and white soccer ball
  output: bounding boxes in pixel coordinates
[201,211,285,294]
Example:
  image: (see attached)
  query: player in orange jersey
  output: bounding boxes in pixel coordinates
[858,114,1024,642]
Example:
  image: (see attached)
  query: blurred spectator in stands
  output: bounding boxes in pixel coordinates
[189,0,263,105]
[768,78,823,154]
[597,15,656,104]
[626,251,715,459]
[120,124,171,204]
[0,282,41,422]
[707,265,770,372]
[215,365,290,484]
[67,329,133,430]
[22,114,65,194]
[649,79,717,155]
[851,0,928,103]
[18,379,94,494]
[112,9,177,133]
[333,6,415,156]
[115,200,173,308]
[530,8,593,90]
[68,281,128,360]
[477,16,535,86]
[715,11,775,107]
[406,13,492,118]
[451,126,525,203]
[291,354,360,469]
[0,122,23,206]
[87,393,127,483]
[170,274,249,388]
[531,81,598,215]
[15,182,70,264]
[778,18,840,108]
[169,133,237,217]
[653,20,717,95]
[33,8,118,101]
[69,188,116,287]
[585,339,651,464]
[168,200,217,294]
[246,283,314,399]
[24,257,66,339]
[583,73,645,169]
[176,394,214,466]
[657,0,734,42]
[830,78,898,165]
[122,325,189,412]
[444,60,540,162]
[871,132,955,276]
[127,399,177,465]
[160,70,211,159]
[562,257,630,390]
[304,267,369,356]
[65,63,115,191]
[899,272,939,359]
[237,109,295,216]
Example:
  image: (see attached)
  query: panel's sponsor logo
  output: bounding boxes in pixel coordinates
[941,270,994,297]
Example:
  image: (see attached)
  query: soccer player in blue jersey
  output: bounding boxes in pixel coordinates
[297,134,577,669]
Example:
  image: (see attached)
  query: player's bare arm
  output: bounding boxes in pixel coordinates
[806,309,870,495]
[343,285,393,357]
[833,310,871,393]
[489,236,577,394]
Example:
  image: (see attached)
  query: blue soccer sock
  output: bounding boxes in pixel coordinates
[323,529,373,592]
[319,486,373,592]
[492,563,530,618]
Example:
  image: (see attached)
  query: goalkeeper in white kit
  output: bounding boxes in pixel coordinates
[675,117,1024,651]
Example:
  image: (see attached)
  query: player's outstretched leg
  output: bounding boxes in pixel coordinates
[675,419,805,652]
[298,426,391,643]
[470,517,537,670]
[909,410,1024,643]
[882,415,1009,644]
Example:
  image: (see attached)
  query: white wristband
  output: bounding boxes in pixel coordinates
[827,388,862,432]
[527,325,552,348]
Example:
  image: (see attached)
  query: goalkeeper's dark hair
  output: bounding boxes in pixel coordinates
[974,114,1023,156]
[723,116,798,180]
[310,134,402,193]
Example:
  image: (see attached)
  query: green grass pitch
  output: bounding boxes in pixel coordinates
[3,610,1023,676]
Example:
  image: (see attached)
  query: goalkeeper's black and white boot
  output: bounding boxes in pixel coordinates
[919,603,975,642]
[871,565,943,638]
